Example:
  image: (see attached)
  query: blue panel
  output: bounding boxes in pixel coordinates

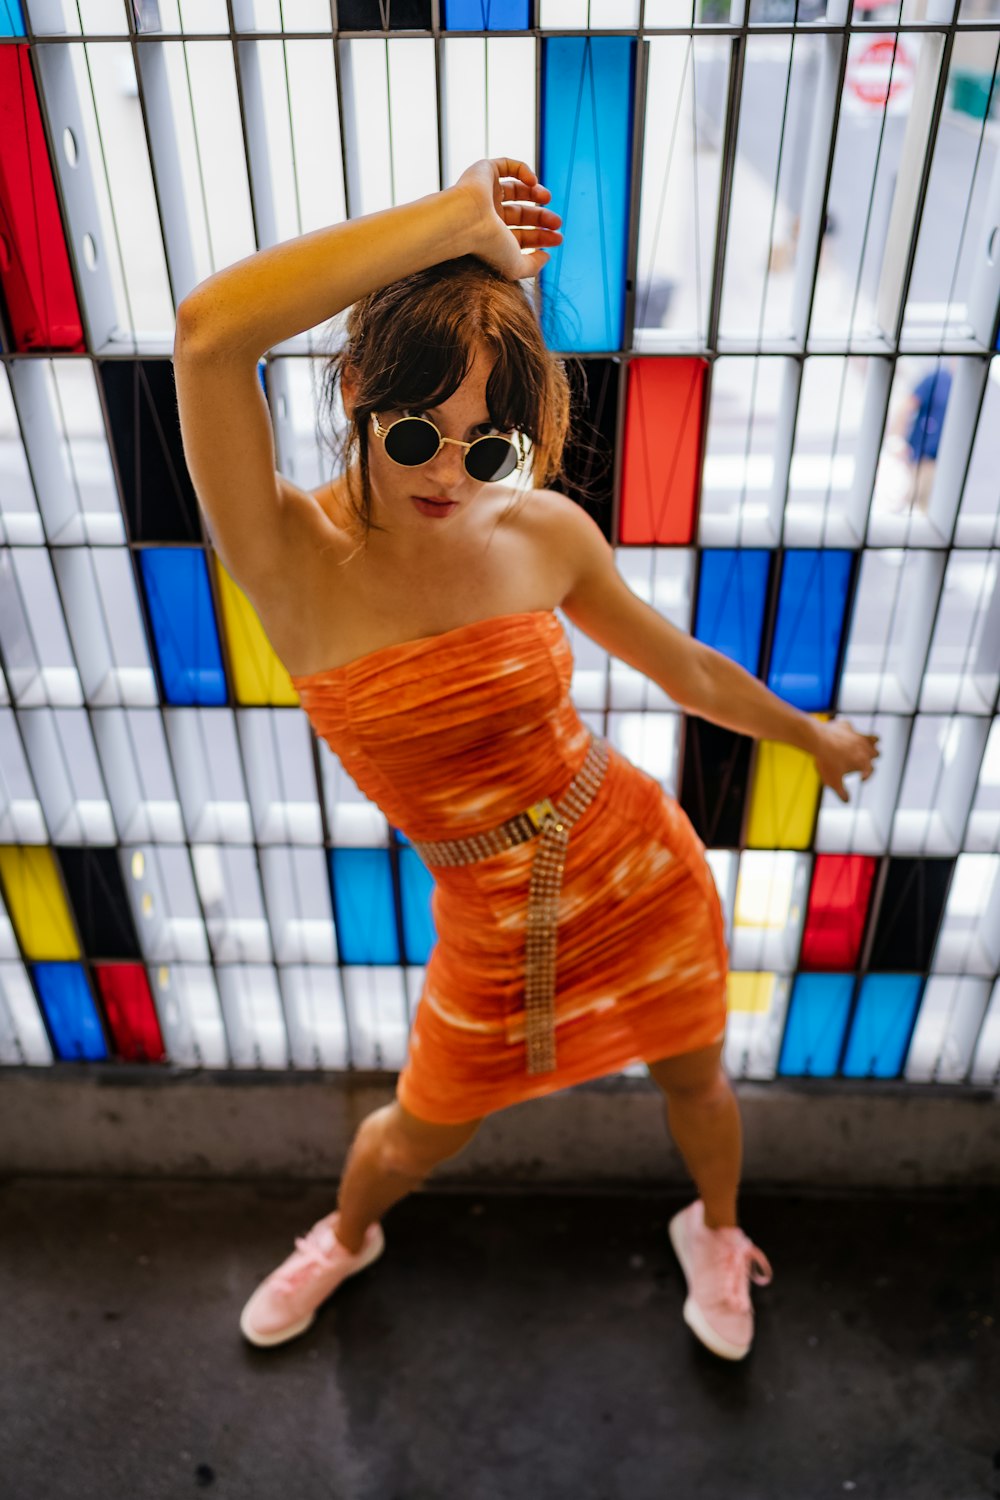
[841,974,923,1079]
[767,550,853,711]
[778,974,854,1077]
[539,36,635,352]
[399,844,437,964]
[0,1,26,37]
[694,550,770,676]
[139,548,226,705]
[33,962,108,1061]
[329,849,399,964]
[442,0,530,25]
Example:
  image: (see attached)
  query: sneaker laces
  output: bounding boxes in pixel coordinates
[715,1229,774,1314]
[273,1219,351,1293]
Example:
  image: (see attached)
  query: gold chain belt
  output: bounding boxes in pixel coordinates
[411,730,610,1076]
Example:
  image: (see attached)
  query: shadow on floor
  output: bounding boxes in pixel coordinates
[1,1178,997,1500]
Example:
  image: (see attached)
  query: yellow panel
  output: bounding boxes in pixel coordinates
[726,971,776,1014]
[214,557,299,706]
[746,715,829,849]
[0,846,80,959]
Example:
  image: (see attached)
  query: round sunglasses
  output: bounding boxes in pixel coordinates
[371,411,527,483]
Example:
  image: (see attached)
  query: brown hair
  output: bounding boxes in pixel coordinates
[317,253,580,558]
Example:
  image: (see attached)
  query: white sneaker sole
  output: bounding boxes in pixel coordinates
[668,1210,750,1361]
[240,1222,386,1348]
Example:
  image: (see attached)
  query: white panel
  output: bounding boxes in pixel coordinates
[920,551,1000,714]
[718,34,827,348]
[121,845,211,962]
[26,0,128,37]
[7,359,125,546]
[606,712,680,794]
[954,359,1000,548]
[17,707,115,844]
[317,739,390,846]
[342,965,410,1070]
[340,39,439,219]
[52,548,158,707]
[441,37,536,196]
[784,356,872,547]
[890,715,989,856]
[558,609,608,713]
[164,709,253,843]
[931,854,1000,975]
[704,849,737,944]
[237,708,323,843]
[270,356,341,493]
[141,0,233,28]
[0,549,82,707]
[814,712,907,854]
[0,961,54,1066]
[279,965,351,1069]
[904,975,991,1083]
[0,367,43,547]
[216,963,289,1068]
[150,961,228,1067]
[540,0,640,23]
[235,37,348,352]
[92,708,185,844]
[0,710,47,844]
[965,719,1000,852]
[970,977,1000,1085]
[730,851,810,971]
[231,0,333,32]
[723,973,792,1081]
[837,550,945,714]
[191,845,273,962]
[610,549,693,709]
[699,358,788,546]
[259,846,337,964]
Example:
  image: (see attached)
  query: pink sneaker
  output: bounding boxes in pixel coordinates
[668,1199,773,1361]
[240,1210,385,1348]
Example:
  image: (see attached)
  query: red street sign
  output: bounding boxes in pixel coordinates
[846,37,915,110]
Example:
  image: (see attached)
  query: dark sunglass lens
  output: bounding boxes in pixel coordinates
[384,417,440,466]
[465,436,518,482]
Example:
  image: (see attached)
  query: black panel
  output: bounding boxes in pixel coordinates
[867,858,954,973]
[679,718,753,847]
[56,848,142,960]
[337,0,432,27]
[100,359,202,543]
[551,356,619,543]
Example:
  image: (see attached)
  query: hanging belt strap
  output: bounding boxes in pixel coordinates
[410,731,610,1074]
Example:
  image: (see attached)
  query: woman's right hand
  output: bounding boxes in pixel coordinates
[452,158,563,281]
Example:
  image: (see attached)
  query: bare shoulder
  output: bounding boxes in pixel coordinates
[519,488,614,609]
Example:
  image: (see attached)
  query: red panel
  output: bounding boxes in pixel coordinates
[95,963,166,1063]
[800,855,877,971]
[618,356,707,544]
[0,44,85,351]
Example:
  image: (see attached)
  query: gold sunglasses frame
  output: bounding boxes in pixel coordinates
[370,412,527,478]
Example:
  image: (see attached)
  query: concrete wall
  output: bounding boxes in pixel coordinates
[2,1067,998,1187]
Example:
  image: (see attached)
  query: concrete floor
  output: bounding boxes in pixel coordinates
[1,1178,997,1500]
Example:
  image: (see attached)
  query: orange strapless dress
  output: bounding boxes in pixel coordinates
[290,610,729,1124]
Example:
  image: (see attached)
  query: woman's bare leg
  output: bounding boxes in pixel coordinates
[646,1036,742,1230]
[335,1099,483,1253]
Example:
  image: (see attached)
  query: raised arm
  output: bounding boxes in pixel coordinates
[171,161,561,598]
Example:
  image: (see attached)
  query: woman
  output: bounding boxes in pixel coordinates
[173,158,879,1360]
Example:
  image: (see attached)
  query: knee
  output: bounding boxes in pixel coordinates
[661,1064,732,1106]
[359,1103,479,1179]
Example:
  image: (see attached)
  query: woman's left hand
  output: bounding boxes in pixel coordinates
[812,720,880,803]
[453,158,563,281]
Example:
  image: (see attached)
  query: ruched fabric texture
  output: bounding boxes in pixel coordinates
[291,611,729,1124]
